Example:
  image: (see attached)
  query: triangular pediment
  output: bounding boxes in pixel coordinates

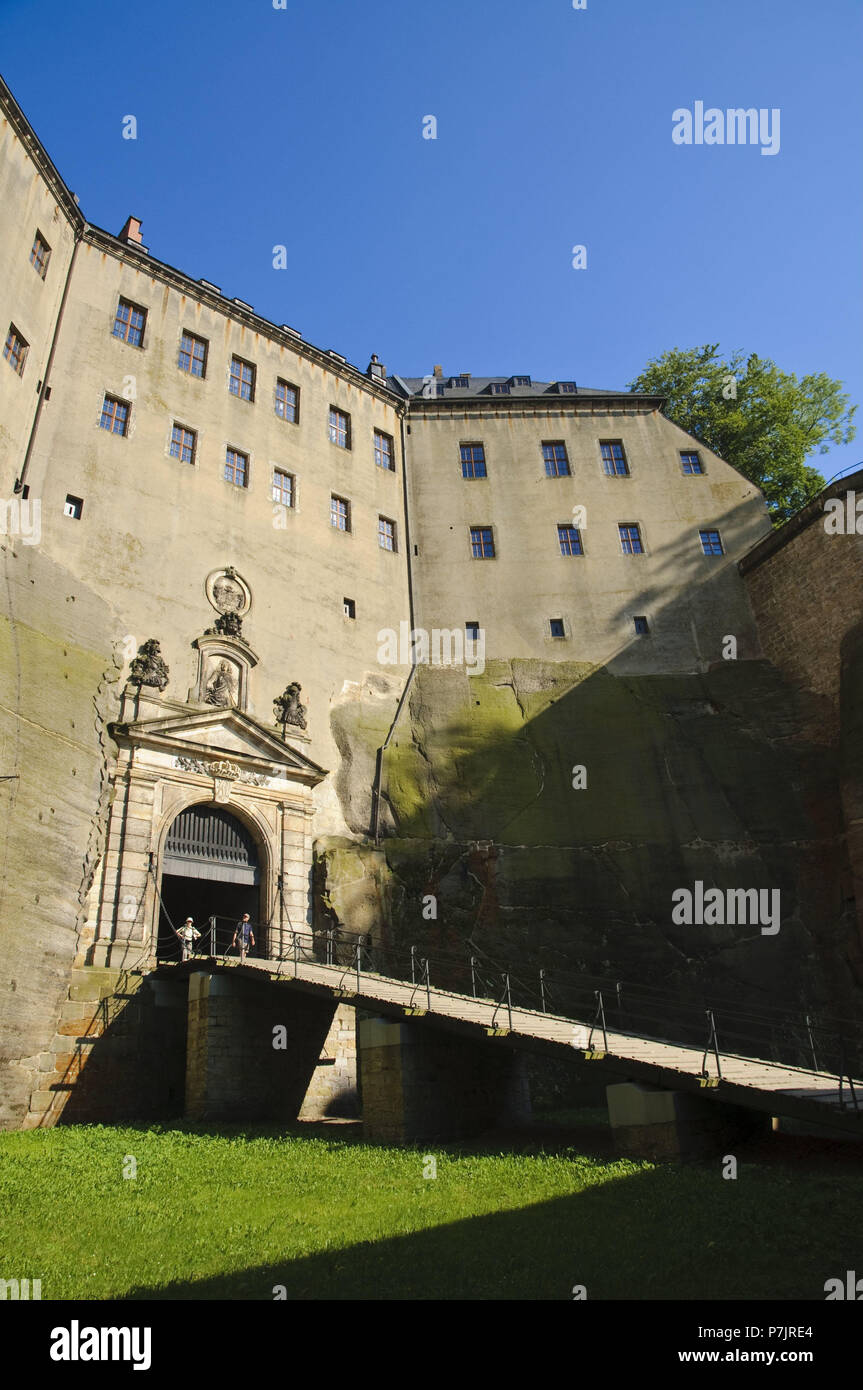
[111,707,327,783]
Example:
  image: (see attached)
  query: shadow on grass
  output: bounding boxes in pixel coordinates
[120,1146,856,1302]
[106,1114,619,1160]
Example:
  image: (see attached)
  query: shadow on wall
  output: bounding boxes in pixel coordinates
[49,966,350,1129]
[52,973,188,1127]
[324,492,860,1024]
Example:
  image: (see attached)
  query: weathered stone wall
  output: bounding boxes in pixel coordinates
[44,968,187,1127]
[740,470,863,743]
[17,966,187,1128]
[0,542,123,1128]
[0,94,79,478]
[406,401,770,672]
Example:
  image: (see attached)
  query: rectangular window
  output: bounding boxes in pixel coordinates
[344,597,356,619]
[700,528,724,555]
[169,423,197,464]
[329,408,351,449]
[618,523,644,555]
[461,443,487,479]
[466,621,480,642]
[601,441,629,475]
[549,618,566,639]
[558,382,577,393]
[112,297,147,347]
[681,451,704,474]
[331,495,350,531]
[30,231,51,278]
[633,615,650,635]
[272,469,294,508]
[100,394,129,435]
[229,355,255,401]
[543,442,570,477]
[275,379,299,423]
[64,494,83,519]
[470,526,495,559]
[225,447,248,487]
[378,516,396,551]
[3,325,28,376]
[178,331,207,377]
[374,429,395,470]
[452,375,470,388]
[558,523,583,556]
[489,382,510,394]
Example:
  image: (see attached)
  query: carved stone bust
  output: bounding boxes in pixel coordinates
[128,638,169,691]
[274,681,307,732]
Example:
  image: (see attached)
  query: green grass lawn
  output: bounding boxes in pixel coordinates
[0,1123,859,1300]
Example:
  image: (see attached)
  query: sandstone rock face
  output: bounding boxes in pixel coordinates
[322,659,858,1033]
[0,541,123,1128]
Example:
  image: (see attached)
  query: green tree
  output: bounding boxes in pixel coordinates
[627,345,857,523]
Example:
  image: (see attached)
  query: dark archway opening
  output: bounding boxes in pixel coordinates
[156,804,266,960]
[157,874,261,959]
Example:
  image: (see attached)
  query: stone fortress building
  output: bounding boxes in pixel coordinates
[1,73,862,1132]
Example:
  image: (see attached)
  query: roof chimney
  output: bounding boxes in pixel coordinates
[433,364,443,379]
[118,216,144,245]
[367,353,387,382]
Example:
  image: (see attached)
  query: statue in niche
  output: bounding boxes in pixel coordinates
[274,682,307,733]
[205,659,236,708]
[128,638,169,691]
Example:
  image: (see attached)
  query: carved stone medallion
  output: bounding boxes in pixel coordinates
[205,567,251,618]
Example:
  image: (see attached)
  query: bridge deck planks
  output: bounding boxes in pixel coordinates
[208,954,862,1126]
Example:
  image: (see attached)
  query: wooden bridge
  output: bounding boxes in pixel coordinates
[162,920,863,1140]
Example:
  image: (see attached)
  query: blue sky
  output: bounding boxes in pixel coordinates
[2,0,860,478]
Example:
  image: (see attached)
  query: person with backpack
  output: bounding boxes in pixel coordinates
[232,913,255,963]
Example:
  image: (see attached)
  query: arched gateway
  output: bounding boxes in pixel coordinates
[84,686,327,970]
[158,805,263,958]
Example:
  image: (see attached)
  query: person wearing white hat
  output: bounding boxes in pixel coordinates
[175,917,201,962]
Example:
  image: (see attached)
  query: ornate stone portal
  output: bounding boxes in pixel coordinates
[86,568,325,968]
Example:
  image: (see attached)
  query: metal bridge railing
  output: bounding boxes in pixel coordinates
[160,914,863,1112]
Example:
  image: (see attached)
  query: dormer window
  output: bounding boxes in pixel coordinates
[557,381,577,393]
[451,375,470,388]
[510,375,531,386]
[488,382,510,394]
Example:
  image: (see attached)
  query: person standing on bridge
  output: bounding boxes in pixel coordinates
[175,917,201,962]
[232,913,255,963]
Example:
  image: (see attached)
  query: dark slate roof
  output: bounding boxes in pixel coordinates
[388,375,649,401]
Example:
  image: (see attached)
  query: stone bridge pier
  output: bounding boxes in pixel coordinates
[185,971,355,1122]
[358,1016,531,1143]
